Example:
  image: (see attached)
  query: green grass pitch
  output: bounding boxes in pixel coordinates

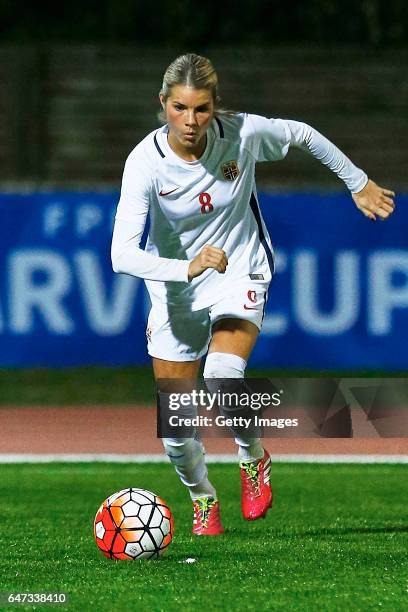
[1,366,407,405]
[1,463,407,611]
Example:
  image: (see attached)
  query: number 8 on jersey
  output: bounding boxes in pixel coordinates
[199,192,214,214]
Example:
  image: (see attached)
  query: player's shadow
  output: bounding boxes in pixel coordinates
[296,525,408,538]
[152,205,211,352]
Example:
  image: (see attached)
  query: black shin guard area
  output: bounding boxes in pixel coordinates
[205,378,262,439]
[157,390,197,439]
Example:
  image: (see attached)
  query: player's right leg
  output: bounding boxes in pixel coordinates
[148,305,224,535]
[154,358,224,535]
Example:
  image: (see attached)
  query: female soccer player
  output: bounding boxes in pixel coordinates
[111,53,395,535]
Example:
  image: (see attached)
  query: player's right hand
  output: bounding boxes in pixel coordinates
[188,245,228,281]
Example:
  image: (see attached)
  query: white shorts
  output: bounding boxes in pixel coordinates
[146,281,269,362]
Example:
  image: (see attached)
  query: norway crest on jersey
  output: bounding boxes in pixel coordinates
[221,160,240,181]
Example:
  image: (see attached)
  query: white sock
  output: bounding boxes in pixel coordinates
[162,437,217,501]
[235,437,264,463]
[189,477,217,501]
[204,351,264,465]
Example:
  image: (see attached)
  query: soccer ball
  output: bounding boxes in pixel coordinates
[94,488,174,560]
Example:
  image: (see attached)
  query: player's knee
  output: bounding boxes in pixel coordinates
[204,352,251,420]
[204,352,247,408]
[203,351,246,379]
[203,352,261,440]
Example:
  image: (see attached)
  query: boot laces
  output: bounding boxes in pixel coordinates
[194,497,216,528]
[241,460,261,497]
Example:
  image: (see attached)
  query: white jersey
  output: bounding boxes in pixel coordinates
[112,113,367,311]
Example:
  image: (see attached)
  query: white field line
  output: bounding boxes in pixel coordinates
[0,454,407,464]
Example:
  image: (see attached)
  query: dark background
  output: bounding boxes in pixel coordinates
[0,1,407,189]
[1,1,407,46]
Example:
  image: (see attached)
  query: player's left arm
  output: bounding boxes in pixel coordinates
[286,119,396,221]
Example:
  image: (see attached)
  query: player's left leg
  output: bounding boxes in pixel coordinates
[205,285,273,520]
[206,319,264,463]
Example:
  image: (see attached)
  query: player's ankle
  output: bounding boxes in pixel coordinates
[238,442,264,463]
[189,477,217,501]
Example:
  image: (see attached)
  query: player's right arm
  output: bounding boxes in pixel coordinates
[187,245,228,281]
[112,153,189,281]
[112,151,227,282]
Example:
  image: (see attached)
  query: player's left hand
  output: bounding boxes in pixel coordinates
[352,179,395,221]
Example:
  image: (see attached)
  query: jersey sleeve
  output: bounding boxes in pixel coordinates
[111,152,190,282]
[242,113,292,162]
[285,119,368,193]
[242,113,368,193]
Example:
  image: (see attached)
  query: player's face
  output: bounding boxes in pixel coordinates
[160,85,214,159]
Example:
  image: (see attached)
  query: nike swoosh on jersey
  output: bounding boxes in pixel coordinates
[243,304,259,310]
[159,187,180,196]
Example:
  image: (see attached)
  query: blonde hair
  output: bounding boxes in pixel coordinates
[158,53,234,122]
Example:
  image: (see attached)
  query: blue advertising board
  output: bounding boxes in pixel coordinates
[0,192,407,369]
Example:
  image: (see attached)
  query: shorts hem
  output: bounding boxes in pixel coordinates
[211,313,262,332]
[147,346,209,362]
